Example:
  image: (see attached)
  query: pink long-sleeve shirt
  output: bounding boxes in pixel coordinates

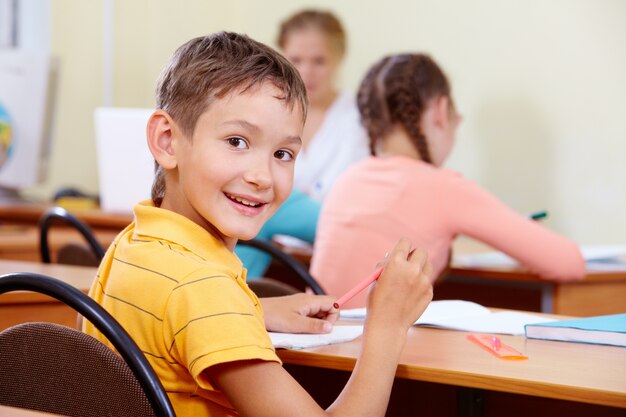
[310,156,585,308]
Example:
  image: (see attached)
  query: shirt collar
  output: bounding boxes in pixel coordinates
[131,200,243,273]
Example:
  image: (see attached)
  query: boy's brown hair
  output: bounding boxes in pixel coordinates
[357,54,452,162]
[152,31,308,206]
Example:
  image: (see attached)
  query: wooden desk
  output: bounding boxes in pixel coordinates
[0,205,125,262]
[279,323,626,416]
[278,238,626,316]
[0,405,69,417]
[439,239,626,316]
[0,204,132,231]
[0,260,97,330]
[0,224,119,263]
[440,264,626,316]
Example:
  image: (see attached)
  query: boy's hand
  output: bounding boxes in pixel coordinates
[366,238,433,331]
[260,293,339,334]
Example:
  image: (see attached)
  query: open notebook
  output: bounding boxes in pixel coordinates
[268,300,555,350]
[269,326,364,350]
[339,300,554,335]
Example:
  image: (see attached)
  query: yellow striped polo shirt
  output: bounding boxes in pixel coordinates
[84,200,280,416]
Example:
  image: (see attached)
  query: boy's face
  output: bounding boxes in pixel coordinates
[161,82,303,250]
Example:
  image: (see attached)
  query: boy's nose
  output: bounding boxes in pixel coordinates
[243,164,272,190]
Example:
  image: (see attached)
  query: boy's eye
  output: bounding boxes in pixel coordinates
[274,149,294,162]
[227,137,248,149]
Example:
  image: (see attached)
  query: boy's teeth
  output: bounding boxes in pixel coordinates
[230,195,260,207]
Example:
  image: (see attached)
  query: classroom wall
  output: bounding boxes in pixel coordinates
[27,0,626,245]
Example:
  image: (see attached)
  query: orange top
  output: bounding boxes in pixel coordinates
[311,156,585,308]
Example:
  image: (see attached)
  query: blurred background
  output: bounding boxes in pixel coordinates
[3,0,626,245]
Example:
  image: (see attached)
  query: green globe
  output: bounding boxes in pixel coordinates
[0,103,13,169]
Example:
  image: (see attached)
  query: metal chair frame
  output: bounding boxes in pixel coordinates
[0,272,176,417]
[238,238,325,295]
[39,206,106,263]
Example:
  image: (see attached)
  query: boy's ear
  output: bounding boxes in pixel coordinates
[146,110,178,170]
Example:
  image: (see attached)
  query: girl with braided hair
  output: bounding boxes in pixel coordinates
[310,53,585,308]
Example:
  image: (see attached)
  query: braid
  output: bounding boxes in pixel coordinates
[357,57,392,155]
[357,54,451,163]
[388,60,432,163]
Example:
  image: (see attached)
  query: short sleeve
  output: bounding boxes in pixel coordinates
[163,270,280,388]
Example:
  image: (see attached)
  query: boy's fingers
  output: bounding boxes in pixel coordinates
[390,238,412,260]
[308,305,339,323]
[375,251,390,269]
[301,295,337,317]
[293,316,334,334]
[408,247,428,268]
[321,310,340,324]
[422,260,434,280]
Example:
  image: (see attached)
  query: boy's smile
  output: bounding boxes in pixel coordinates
[224,192,265,209]
[155,82,304,250]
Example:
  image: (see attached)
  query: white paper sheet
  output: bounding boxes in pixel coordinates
[340,300,553,335]
[453,245,626,268]
[419,311,555,335]
[586,261,626,272]
[453,251,518,268]
[580,245,626,261]
[416,300,491,323]
[340,300,490,322]
[269,325,364,349]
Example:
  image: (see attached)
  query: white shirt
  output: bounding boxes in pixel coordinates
[294,91,369,201]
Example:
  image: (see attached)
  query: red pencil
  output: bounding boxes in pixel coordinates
[333,266,384,309]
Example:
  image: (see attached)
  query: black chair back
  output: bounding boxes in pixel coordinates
[0,272,176,417]
[1,322,157,417]
[238,238,325,295]
[39,206,106,264]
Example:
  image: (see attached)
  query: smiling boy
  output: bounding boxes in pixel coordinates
[85,32,433,417]
[151,80,302,248]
